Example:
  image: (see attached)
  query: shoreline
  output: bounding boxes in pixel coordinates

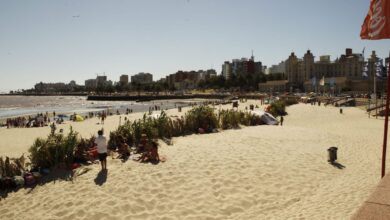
[0,98,210,123]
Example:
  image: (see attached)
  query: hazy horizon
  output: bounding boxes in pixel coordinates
[1,0,389,92]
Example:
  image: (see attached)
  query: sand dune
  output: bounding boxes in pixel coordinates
[0,102,388,219]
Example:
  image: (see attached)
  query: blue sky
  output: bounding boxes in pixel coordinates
[0,0,389,92]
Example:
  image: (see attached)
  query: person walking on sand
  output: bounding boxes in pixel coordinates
[280,116,284,126]
[95,129,108,170]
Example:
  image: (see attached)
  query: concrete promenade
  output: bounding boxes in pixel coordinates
[352,173,390,220]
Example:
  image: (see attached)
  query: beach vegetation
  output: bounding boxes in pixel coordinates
[28,127,80,169]
[185,106,218,133]
[218,109,241,129]
[268,100,287,117]
[0,155,26,177]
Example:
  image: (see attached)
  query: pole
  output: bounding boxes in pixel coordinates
[381,51,390,178]
[369,99,371,118]
[375,74,378,118]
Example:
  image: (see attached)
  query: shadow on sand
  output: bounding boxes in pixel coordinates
[94,169,107,186]
[330,161,346,169]
[0,168,74,201]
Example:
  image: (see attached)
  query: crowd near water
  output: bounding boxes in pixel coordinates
[0,96,218,128]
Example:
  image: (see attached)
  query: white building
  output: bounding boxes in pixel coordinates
[267,61,286,75]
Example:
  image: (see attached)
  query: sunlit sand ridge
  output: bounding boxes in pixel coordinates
[0,102,386,219]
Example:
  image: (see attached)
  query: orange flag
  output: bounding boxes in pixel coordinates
[361,0,390,40]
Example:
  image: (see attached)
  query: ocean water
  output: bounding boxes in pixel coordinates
[0,96,198,119]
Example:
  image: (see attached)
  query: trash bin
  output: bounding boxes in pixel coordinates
[250,104,254,110]
[178,106,182,112]
[327,147,338,163]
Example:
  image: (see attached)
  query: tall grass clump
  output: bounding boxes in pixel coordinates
[240,111,263,126]
[218,109,241,130]
[0,155,26,177]
[268,100,287,117]
[28,127,80,169]
[108,111,172,148]
[151,111,170,138]
[168,116,187,137]
[108,120,133,150]
[185,106,218,133]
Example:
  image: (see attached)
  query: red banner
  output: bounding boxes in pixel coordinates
[361,0,390,40]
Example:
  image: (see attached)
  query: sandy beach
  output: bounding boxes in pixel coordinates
[0,101,388,219]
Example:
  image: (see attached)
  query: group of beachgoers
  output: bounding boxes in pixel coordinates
[73,130,161,171]
[4,112,53,128]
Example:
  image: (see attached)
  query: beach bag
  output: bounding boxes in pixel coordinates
[24,173,36,186]
[13,176,25,187]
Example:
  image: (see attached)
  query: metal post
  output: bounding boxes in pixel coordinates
[369,99,371,118]
[381,51,390,178]
[375,74,378,119]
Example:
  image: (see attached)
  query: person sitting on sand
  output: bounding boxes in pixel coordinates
[137,133,148,153]
[137,141,160,163]
[117,137,130,159]
[74,143,88,163]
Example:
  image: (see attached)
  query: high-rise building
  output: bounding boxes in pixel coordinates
[166,70,202,90]
[119,74,129,86]
[284,48,380,92]
[221,54,263,80]
[267,61,286,75]
[131,72,153,84]
[222,61,232,80]
[85,79,97,90]
[96,75,107,87]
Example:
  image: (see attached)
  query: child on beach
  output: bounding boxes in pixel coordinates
[94,130,108,170]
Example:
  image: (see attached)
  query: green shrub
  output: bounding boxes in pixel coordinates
[268,100,287,117]
[185,106,219,133]
[152,111,170,138]
[108,120,133,150]
[218,109,241,129]
[28,127,80,169]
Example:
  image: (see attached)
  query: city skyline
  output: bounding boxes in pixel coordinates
[1,0,389,92]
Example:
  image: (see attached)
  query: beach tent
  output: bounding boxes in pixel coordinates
[75,114,84,122]
[250,110,279,125]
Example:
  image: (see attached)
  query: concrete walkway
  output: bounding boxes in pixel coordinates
[352,174,390,220]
